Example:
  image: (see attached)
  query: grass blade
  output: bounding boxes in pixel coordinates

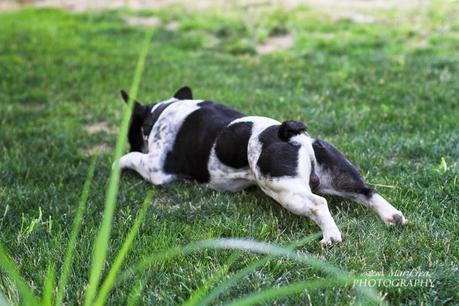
[0,245,40,305]
[93,191,154,306]
[222,277,358,306]
[126,280,144,306]
[83,29,153,306]
[199,222,350,305]
[55,155,98,306]
[196,239,382,305]
[42,263,55,306]
[116,238,380,304]
[196,232,321,306]
[182,252,240,306]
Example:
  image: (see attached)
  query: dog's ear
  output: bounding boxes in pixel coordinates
[120,89,130,104]
[173,86,193,100]
[120,90,145,114]
[121,89,143,107]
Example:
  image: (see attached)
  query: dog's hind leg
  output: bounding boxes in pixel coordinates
[117,152,175,185]
[312,139,407,226]
[259,178,342,244]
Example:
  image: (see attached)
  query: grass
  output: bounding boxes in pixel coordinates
[0,1,458,305]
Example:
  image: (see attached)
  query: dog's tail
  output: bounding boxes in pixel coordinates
[278,120,307,141]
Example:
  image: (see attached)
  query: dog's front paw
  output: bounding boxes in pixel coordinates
[320,230,342,245]
[383,211,407,226]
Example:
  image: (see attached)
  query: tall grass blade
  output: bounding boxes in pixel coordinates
[182,252,240,306]
[223,277,359,306]
[128,238,342,278]
[0,245,40,305]
[93,191,154,306]
[196,239,382,305]
[55,155,98,306]
[126,280,144,306]
[199,222,351,305]
[42,263,55,306]
[83,29,153,306]
[197,233,321,306]
[117,238,380,303]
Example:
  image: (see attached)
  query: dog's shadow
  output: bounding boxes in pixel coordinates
[120,170,366,232]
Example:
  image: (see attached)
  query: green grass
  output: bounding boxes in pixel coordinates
[0,2,458,305]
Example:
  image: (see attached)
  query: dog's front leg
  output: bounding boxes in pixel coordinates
[261,184,342,244]
[116,152,175,185]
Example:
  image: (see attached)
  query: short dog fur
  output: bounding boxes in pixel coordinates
[117,86,407,244]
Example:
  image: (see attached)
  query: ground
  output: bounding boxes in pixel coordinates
[0,1,458,305]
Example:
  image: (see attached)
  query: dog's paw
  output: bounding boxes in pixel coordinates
[371,194,407,227]
[384,212,407,226]
[320,231,342,245]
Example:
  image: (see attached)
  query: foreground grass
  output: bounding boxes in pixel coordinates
[0,2,458,304]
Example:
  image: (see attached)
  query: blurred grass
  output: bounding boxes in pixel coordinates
[0,1,458,304]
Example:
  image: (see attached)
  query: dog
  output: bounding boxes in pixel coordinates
[117,86,407,244]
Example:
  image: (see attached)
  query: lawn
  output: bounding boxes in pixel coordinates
[0,2,458,305]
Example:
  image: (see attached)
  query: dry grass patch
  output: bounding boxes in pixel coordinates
[85,121,117,135]
[256,34,294,54]
[84,143,111,156]
[165,21,179,31]
[124,15,161,27]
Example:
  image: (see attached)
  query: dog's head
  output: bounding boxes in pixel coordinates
[120,86,193,152]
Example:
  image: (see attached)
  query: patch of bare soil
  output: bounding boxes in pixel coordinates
[84,143,111,155]
[165,21,179,31]
[0,1,20,11]
[334,12,374,24]
[85,121,117,135]
[124,15,161,27]
[256,34,294,54]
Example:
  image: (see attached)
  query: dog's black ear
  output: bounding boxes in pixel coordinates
[278,120,307,141]
[173,86,193,100]
[121,89,143,107]
[120,89,130,104]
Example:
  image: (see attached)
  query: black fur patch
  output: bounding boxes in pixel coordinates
[257,125,300,177]
[127,103,150,152]
[309,161,320,191]
[164,101,245,182]
[278,120,307,141]
[120,90,148,152]
[173,86,193,100]
[215,121,253,169]
[312,139,374,196]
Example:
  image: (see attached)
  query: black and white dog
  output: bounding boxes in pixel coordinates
[118,86,407,244]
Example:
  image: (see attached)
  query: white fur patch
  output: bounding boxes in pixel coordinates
[368,193,407,226]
